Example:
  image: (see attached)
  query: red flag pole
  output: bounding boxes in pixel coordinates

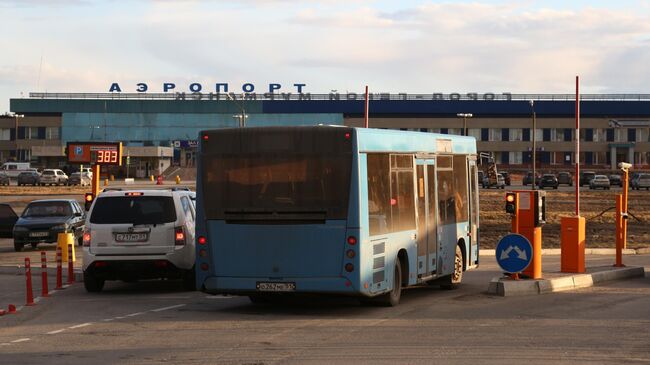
[575,76,580,216]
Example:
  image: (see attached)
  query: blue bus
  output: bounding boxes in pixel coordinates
[195,126,479,306]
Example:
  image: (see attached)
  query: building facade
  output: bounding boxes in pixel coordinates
[8,93,650,174]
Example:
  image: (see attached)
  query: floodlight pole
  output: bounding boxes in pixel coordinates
[456,113,473,136]
[530,100,537,190]
[575,76,580,216]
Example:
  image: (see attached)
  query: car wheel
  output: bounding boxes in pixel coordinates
[77,236,83,246]
[14,242,24,252]
[442,245,464,290]
[554,186,558,189]
[30,243,38,249]
[84,273,105,293]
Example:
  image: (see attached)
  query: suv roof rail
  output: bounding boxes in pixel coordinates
[102,188,123,192]
[170,187,191,192]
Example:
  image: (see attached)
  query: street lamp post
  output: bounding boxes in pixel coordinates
[456,113,473,136]
[529,100,537,190]
[13,114,24,161]
[224,93,247,127]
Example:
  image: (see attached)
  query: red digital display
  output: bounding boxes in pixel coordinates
[96,150,119,164]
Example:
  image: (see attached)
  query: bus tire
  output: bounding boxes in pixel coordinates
[441,245,463,290]
[374,257,402,307]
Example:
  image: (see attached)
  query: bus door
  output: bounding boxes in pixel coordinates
[416,159,438,276]
[468,159,479,265]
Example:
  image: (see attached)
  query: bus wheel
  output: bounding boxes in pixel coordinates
[441,245,463,290]
[376,257,402,307]
[249,294,272,304]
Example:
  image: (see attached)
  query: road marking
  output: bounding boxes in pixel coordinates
[68,323,92,329]
[114,316,126,319]
[151,304,185,312]
[11,338,30,343]
[204,295,232,299]
[102,318,114,322]
[47,329,66,335]
[125,312,144,317]
[1,343,11,346]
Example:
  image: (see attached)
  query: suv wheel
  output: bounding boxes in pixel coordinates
[14,242,24,252]
[84,273,105,292]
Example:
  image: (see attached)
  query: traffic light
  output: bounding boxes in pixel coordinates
[84,192,94,211]
[505,192,517,214]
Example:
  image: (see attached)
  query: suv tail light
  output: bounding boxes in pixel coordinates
[175,227,186,246]
[83,231,91,247]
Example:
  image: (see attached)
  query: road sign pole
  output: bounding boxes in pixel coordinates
[92,164,101,198]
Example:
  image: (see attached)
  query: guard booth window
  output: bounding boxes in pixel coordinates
[367,154,416,235]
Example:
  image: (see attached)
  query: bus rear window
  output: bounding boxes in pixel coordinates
[90,196,176,224]
[202,127,353,221]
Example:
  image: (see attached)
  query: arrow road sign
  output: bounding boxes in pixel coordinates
[495,233,533,273]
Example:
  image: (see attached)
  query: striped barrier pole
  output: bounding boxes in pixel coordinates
[56,247,63,289]
[40,251,49,297]
[67,244,74,284]
[25,258,35,306]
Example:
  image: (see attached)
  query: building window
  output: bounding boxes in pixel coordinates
[614,129,626,142]
[534,128,543,141]
[509,128,523,141]
[637,129,649,142]
[489,128,502,141]
[447,128,462,135]
[46,127,60,140]
[0,128,10,141]
[468,128,481,140]
[509,152,523,164]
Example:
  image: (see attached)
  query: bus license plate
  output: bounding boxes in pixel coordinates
[256,282,296,292]
[115,233,148,242]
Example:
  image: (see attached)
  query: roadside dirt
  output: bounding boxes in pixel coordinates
[479,189,650,249]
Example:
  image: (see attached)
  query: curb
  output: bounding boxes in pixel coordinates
[480,248,642,256]
[487,266,645,296]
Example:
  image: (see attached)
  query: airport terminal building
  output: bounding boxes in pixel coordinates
[5,92,650,176]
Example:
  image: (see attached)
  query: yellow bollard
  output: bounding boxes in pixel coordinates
[57,233,76,262]
[104,178,109,186]
[150,175,155,182]
[175,175,181,184]
[110,175,115,181]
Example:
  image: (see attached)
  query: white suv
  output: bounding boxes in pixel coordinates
[82,189,196,292]
[39,169,68,186]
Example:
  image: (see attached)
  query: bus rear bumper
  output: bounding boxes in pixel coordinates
[201,276,359,296]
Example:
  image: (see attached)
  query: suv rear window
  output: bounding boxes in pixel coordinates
[42,170,54,175]
[90,196,177,224]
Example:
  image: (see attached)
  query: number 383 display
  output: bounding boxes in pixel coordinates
[96,150,118,164]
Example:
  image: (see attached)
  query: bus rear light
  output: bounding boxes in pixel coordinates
[345,280,351,287]
[198,236,207,245]
[346,249,356,259]
[175,227,185,246]
[94,261,107,268]
[345,263,354,272]
[83,232,91,247]
[198,249,208,258]
[347,236,357,245]
[202,134,209,141]
[200,263,209,271]
[344,132,351,139]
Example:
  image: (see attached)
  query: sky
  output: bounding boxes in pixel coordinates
[1,0,649,112]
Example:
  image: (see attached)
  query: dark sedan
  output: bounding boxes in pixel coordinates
[17,171,40,186]
[609,174,622,187]
[557,172,573,186]
[538,174,559,189]
[522,172,540,186]
[12,199,86,252]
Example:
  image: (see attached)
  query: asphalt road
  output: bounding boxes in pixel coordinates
[1,255,649,365]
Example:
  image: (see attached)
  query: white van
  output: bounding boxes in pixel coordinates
[0,162,31,179]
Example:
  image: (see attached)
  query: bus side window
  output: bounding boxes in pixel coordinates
[452,155,469,223]
[367,154,391,235]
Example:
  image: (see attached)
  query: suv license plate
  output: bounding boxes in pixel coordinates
[256,282,296,292]
[115,233,148,242]
[30,232,49,237]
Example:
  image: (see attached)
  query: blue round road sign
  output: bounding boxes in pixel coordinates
[495,234,533,273]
